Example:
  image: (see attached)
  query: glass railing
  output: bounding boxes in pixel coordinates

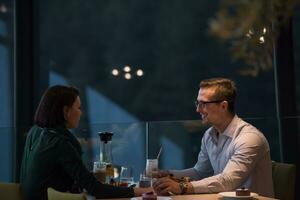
[0,116,299,182]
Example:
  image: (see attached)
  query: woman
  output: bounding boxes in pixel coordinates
[20,85,150,200]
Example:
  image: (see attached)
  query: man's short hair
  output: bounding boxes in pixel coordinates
[200,78,236,113]
[34,85,80,128]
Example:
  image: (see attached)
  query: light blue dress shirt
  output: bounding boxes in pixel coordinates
[171,115,274,197]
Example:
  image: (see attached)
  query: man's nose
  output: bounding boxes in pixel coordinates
[196,105,200,113]
[196,105,204,113]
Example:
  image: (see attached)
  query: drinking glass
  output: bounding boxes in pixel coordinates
[119,166,134,186]
[145,159,158,178]
[93,161,106,183]
[139,173,151,188]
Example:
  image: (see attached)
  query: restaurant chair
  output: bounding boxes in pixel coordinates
[272,161,296,200]
[47,187,86,200]
[0,182,23,200]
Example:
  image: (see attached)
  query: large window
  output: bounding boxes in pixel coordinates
[0,0,14,182]
[38,1,277,124]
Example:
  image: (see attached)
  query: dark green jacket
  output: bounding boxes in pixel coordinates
[20,125,134,200]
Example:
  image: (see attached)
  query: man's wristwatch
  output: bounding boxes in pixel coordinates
[179,181,188,194]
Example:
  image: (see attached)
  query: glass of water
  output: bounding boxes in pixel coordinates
[139,173,151,188]
[119,166,134,187]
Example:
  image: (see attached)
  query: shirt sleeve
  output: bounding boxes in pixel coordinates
[170,168,201,180]
[170,132,214,181]
[193,132,214,179]
[190,131,266,194]
[57,139,134,198]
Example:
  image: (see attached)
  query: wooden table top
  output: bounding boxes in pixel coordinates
[98,193,277,200]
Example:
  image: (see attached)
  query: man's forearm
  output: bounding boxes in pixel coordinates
[169,168,201,180]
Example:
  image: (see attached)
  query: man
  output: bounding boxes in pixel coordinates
[153,78,274,197]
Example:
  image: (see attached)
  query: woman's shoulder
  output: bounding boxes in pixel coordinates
[47,128,82,151]
[28,125,69,144]
[43,127,72,142]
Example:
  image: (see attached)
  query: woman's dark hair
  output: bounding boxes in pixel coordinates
[34,85,80,128]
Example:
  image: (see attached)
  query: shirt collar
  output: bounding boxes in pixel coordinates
[209,115,239,140]
[221,115,239,138]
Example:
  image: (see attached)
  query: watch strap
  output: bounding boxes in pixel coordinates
[179,181,188,194]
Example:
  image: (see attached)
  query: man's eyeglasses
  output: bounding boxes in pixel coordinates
[194,100,224,108]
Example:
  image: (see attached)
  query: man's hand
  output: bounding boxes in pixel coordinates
[156,170,170,178]
[152,177,181,195]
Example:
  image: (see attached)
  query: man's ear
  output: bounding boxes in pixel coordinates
[63,106,70,120]
[221,101,228,111]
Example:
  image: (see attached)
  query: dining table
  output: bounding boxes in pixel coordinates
[97,193,277,200]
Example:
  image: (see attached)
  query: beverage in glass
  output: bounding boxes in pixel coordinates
[93,161,106,183]
[145,159,158,178]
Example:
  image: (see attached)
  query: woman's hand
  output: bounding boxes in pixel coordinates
[133,187,154,197]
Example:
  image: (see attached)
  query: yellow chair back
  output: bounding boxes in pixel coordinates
[47,187,86,200]
[0,182,23,200]
[272,161,296,200]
